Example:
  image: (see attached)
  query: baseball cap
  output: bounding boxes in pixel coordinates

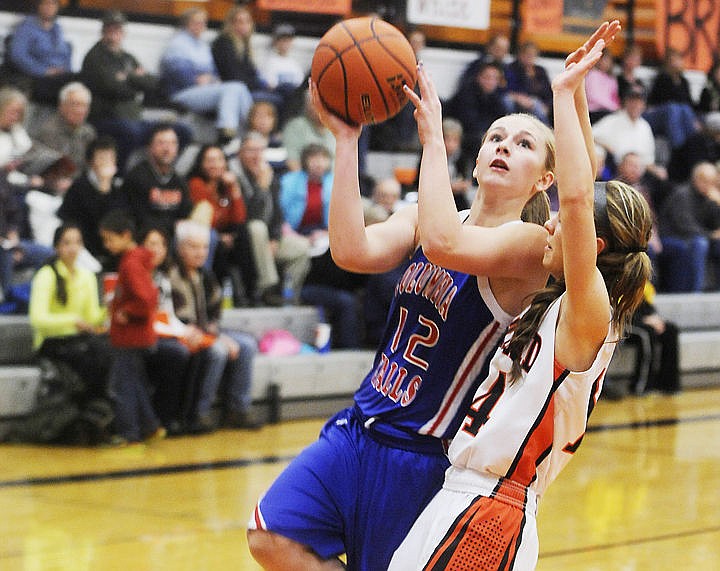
[102,11,126,29]
[272,23,295,40]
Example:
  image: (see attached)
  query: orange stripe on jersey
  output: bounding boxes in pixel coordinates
[423,495,525,570]
[553,358,568,380]
[505,365,569,485]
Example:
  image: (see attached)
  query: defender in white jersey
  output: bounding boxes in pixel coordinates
[390,21,654,570]
[248,65,559,571]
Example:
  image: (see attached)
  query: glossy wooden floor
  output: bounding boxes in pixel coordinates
[2,387,720,570]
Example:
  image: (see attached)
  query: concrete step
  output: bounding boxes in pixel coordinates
[608,329,720,378]
[653,293,720,330]
[0,305,323,365]
[251,349,375,401]
[0,349,376,408]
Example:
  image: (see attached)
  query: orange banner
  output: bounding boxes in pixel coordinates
[656,0,720,70]
[523,0,563,35]
[257,0,351,15]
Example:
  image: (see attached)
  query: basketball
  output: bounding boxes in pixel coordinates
[311,16,417,126]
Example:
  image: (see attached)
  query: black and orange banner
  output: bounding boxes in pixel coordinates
[257,0,351,15]
[656,0,720,70]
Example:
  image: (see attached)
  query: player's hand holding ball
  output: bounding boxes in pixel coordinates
[311,16,417,127]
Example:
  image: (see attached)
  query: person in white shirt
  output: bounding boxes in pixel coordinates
[260,24,305,94]
[592,84,657,172]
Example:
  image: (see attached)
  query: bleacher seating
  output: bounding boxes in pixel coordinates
[0,11,708,108]
[0,10,718,435]
[1,292,719,437]
[0,305,375,434]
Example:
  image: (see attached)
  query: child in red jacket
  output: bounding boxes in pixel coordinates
[100,210,166,444]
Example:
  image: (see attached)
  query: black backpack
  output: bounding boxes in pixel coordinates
[4,359,86,444]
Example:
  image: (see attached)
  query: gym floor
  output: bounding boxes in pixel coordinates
[1,386,719,570]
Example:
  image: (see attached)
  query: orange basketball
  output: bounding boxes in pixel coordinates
[311,16,417,126]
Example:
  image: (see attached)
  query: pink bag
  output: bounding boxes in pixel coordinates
[259,329,302,356]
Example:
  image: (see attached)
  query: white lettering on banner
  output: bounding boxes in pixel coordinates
[407,0,490,30]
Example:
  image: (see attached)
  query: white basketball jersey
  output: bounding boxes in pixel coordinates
[447,294,617,499]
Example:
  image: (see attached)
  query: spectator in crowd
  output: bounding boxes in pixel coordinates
[668,111,720,182]
[245,100,286,170]
[211,4,270,99]
[29,222,110,404]
[585,49,620,123]
[444,117,474,210]
[31,81,95,173]
[140,225,202,436]
[0,172,53,302]
[504,41,552,124]
[187,143,257,306]
[615,151,670,271]
[169,219,262,430]
[407,27,427,60]
[646,48,701,150]
[657,162,720,292]
[0,86,60,189]
[24,155,77,250]
[699,58,720,114]
[8,0,75,104]
[99,210,167,445]
[363,176,403,226]
[247,100,283,149]
[259,23,305,108]
[616,43,646,101]
[121,123,193,236]
[280,143,365,348]
[280,143,332,245]
[626,281,680,395]
[81,11,193,173]
[361,177,410,347]
[282,88,336,172]
[411,117,474,210]
[445,62,511,163]
[230,131,310,305]
[161,8,254,146]
[58,136,127,270]
[456,32,510,91]
[593,143,613,182]
[592,83,659,177]
[368,26,423,153]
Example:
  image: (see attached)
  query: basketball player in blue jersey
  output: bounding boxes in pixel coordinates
[246,38,587,571]
[390,22,653,570]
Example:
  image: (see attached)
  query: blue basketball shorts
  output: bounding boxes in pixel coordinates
[249,406,450,571]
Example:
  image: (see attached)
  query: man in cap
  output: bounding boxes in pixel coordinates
[259,22,305,121]
[81,10,192,172]
[261,24,304,93]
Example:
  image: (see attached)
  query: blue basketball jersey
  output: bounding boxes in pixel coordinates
[354,246,513,441]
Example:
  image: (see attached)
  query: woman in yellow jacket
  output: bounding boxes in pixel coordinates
[29,222,111,403]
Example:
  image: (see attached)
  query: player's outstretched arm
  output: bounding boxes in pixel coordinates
[310,81,417,273]
[552,36,612,356]
[564,20,621,178]
[403,64,462,262]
